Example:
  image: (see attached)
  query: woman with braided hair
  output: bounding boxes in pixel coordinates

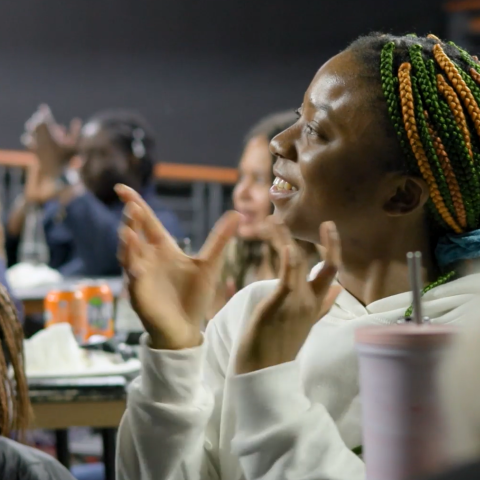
[115,33,480,480]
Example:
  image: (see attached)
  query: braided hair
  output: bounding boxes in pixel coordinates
[348,33,480,284]
[0,285,29,439]
[85,110,157,186]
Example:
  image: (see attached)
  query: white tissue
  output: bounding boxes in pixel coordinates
[24,323,84,375]
[24,323,141,378]
[7,262,63,290]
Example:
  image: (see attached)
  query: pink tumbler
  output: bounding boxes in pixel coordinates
[356,324,455,480]
[356,252,456,480]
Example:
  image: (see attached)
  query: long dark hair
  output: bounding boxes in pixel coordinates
[0,285,29,440]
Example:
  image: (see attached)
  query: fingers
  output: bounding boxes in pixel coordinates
[34,122,54,148]
[118,203,146,277]
[115,184,179,249]
[319,221,341,269]
[198,210,240,267]
[20,132,35,150]
[315,243,327,260]
[318,285,343,317]
[266,217,310,285]
[69,118,83,141]
[311,222,341,297]
[257,245,294,317]
[118,225,145,278]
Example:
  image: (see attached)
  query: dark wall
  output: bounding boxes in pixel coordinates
[0,0,444,167]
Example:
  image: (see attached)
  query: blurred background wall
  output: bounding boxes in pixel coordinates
[0,0,443,167]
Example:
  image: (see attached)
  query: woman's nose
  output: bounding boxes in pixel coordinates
[233,180,251,202]
[270,126,298,161]
[236,181,252,199]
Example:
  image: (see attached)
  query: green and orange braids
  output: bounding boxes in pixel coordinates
[347,33,480,294]
[350,33,480,242]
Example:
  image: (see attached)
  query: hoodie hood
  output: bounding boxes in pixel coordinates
[309,262,480,326]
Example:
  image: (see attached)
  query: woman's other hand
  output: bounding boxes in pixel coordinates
[116,184,240,350]
[235,219,342,374]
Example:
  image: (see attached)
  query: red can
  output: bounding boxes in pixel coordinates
[79,280,114,339]
[44,288,88,343]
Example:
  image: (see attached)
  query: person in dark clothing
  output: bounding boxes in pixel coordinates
[7,106,183,276]
[0,437,75,480]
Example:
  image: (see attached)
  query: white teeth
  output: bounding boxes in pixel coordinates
[273,176,297,191]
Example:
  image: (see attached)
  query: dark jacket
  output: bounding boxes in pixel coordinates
[10,184,183,277]
[0,437,75,480]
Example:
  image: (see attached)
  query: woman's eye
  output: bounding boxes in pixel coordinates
[305,123,328,141]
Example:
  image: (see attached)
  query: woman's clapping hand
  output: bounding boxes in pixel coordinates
[235,219,342,374]
[116,184,240,350]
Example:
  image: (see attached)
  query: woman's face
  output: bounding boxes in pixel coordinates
[233,135,273,239]
[269,50,401,244]
[78,122,133,202]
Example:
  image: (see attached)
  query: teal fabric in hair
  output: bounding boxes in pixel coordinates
[435,230,480,268]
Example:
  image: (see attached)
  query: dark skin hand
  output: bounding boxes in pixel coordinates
[22,105,82,180]
[7,106,82,237]
[23,105,142,205]
[118,50,437,375]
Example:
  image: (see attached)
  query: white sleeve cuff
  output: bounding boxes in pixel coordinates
[138,333,206,404]
[231,361,310,434]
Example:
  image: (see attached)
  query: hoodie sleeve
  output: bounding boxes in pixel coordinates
[231,362,365,480]
[116,310,232,480]
[116,280,365,480]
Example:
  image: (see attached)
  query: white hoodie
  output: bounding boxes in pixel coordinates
[116,271,480,480]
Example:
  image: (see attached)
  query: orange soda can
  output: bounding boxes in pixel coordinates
[44,288,88,343]
[79,280,114,339]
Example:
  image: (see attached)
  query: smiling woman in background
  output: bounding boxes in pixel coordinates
[7,106,183,276]
[210,111,320,316]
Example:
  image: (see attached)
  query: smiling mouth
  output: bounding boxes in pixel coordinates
[272,177,298,192]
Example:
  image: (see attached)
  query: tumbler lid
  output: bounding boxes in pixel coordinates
[355,324,456,349]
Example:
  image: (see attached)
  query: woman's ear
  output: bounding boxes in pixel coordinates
[383,175,430,216]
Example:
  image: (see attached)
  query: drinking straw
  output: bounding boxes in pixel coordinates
[407,251,424,325]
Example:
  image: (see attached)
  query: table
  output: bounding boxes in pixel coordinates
[29,375,128,480]
[13,276,123,316]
